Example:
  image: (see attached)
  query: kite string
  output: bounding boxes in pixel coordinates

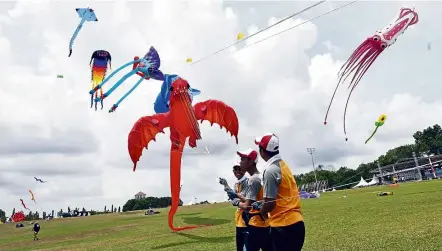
[240,0,359,51]
[190,0,327,65]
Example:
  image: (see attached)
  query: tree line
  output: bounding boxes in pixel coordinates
[295,124,442,188]
[3,125,440,220]
[122,196,183,212]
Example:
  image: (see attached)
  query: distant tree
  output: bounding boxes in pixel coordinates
[68,207,71,213]
[413,124,442,155]
[0,209,6,223]
[111,204,114,213]
[43,212,46,219]
[26,211,33,221]
[104,206,107,213]
[113,208,117,213]
[51,210,55,217]
[122,197,183,212]
[118,206,121,213]
[11,208,15,217]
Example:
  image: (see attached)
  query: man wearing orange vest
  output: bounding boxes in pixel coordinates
[229,149,272,251]
[221,161,249,251]
[254,133,305,251]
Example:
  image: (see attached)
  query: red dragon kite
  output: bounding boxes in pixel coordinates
[128,78,239,231]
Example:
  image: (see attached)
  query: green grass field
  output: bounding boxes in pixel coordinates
[1,180,441,251]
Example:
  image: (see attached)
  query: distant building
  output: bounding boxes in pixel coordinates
[134,191,146,200]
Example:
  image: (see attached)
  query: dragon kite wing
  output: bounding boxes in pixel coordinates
[323,7,418,140]
[193,100,239,144]
[128,113,171,171]
[68,8,98,57]
[365,114,387,144]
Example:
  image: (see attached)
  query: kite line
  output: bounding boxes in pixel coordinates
[189,0,327,65]
[239,0,359,51]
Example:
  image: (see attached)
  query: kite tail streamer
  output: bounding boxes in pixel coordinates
[109,77,144,113]
[90,59,141,96]
[365,126,379,144]
[69,18,86,57]
[169,139,201,231]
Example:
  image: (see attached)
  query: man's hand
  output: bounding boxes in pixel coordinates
[219,177,228,186]
[232,198,240,207]
[251,201,263,211]
[224,187,234,193]
[227,191,238,200]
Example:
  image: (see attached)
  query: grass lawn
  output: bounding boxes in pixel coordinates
[1,179,441,251]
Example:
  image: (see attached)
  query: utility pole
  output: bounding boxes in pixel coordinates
[412,152,423,181]
[307,148,318,191]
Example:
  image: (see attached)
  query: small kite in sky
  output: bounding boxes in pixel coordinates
[20,199,29,210]
[29,190,37,204]
[57,74,64,78]
[68,8,98,57]
[323,7,418,141]
[365,114,387,144]
[237,32,244,40]
[34,177,47,183]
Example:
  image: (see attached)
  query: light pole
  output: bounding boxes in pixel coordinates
[307,148,318,191]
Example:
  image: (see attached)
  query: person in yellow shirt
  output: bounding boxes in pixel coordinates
[229,149,272,251]
[254,133,305,251]
[221,161,249,251]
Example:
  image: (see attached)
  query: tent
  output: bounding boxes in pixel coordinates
[353,177,369,188]
[368,175,379,186]
[299,191,319,199]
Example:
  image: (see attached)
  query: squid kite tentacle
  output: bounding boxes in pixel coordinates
[323,7,419,141]
[343,49,382,140]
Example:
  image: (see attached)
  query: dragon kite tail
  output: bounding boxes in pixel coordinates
[169,136,201,232]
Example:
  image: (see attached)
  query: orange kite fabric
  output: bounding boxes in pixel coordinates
[128,78,239,231]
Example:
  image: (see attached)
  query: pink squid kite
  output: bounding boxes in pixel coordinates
[324,7,418,141]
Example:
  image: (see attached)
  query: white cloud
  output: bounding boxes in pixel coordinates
[1,1,441,216]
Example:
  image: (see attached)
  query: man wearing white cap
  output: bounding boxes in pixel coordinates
[229,149,272,251]
[254,133,305,251]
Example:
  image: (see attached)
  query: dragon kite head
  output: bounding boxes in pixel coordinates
[371,7,418,50]
[169,78,192,106]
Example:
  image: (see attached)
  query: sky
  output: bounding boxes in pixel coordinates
[1,0,442,216]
